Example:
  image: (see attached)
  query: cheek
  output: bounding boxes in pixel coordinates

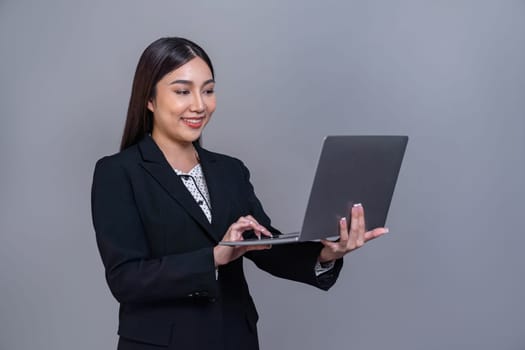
[207,97,217,113]
[155,92,185,113]
[166,96,187,113]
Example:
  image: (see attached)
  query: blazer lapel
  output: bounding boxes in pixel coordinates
[196,145,232,241]
[137,137,217,243]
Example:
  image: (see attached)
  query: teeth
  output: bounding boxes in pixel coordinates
[183,119,203,124]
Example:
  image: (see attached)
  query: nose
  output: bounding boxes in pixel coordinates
[190,92,205,113]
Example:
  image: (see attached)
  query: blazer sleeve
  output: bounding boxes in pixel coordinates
[91,157,218,304]
[239,162,343,291]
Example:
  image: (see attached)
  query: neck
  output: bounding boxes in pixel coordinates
[151,133,199,172]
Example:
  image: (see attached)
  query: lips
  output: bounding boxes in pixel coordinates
[181,117,205,129]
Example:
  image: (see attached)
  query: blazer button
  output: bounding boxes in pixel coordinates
[209,297,216,303]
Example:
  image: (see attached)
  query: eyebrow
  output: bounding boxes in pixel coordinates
[168,79,215,86]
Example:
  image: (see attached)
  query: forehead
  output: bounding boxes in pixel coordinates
[161,57,213,82]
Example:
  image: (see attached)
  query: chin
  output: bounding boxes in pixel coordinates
[180,130,204,144]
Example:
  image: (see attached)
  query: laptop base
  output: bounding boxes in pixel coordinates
[219,232,300,246]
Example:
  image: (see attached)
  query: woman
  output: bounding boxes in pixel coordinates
[91,37,387,350]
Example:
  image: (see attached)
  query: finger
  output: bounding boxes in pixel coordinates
[232,219,263,233]
[320,239,340,251]
[364,227,389,242]
[225,227,244,241]
[236,217,253,225]
[347,204,360,249]
[230,221,255,232]
[227,221,259,240]
[229,219,273,242]
[339,217,349,242]
[243,215,260,225]
[243,215,272,237]
[355,204,365,247]
[243,215,273,238]
[243,218,261,240]
[244,244,272,251]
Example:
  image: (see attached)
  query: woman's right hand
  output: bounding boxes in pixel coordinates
[213,215,272,267]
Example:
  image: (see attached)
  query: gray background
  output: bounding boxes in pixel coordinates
[1,0,524,349]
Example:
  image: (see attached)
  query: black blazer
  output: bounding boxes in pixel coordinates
[91,136,343,350]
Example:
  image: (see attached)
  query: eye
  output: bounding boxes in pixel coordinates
[175,90,190,95]
[203,88,215,95]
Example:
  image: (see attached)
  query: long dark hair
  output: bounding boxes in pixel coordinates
[120,37,214,150]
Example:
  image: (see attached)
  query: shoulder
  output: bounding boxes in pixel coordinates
[93,144,141,176]
[197,146,253,182]
[198,146,247,169]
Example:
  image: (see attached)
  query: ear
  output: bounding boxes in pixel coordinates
[147,99,155,113]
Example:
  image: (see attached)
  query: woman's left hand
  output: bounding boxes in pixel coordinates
[318,203,388,263]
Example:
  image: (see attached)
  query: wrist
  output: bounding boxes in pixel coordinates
[213,246,224,267]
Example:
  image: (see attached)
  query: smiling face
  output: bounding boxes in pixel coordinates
[148,57,216,147]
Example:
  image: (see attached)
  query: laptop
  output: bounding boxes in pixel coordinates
[219,135,408,246]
